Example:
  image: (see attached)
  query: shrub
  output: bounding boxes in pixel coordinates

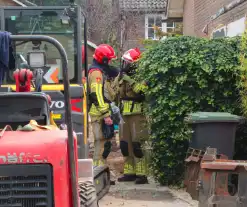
[136,36,243,185]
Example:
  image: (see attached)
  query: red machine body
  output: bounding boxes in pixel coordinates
[0,130,78,207]
[13,68,80,112]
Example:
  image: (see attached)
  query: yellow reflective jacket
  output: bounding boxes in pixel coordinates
[88,69,116,121]
[118,75,147,116]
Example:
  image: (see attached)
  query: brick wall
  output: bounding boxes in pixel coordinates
[123,11,166,50]
[183,0,195,36]
[192,0,247,37]
[124,13,146,50]
[0,0,19,6]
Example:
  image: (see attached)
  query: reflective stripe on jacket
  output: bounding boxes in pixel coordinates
[122,100,142,115]
[119,79,147,116]
[88,69,110,119]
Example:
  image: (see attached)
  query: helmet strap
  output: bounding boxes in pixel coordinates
[102,56,109,65]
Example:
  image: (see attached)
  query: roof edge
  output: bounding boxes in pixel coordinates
[120,8,166,12]
[119,0,168,12]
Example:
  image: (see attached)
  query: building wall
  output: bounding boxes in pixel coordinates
[123,11,166,50]
[192,0,247,37]
[124,13,146,50]
[0,0,19,6]
[183,0,195,36]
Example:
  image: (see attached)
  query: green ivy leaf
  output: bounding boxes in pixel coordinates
[135,35,245,186]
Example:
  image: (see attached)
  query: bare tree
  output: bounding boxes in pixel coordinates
[81,0,142,58]
[81,1,118,44]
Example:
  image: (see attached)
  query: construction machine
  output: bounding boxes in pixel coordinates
[0,34,94,207]
[0,1,111,203]
[0,5,85,155]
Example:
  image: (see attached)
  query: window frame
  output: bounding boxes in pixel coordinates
[145,14,166,40]
[166,22,176,33]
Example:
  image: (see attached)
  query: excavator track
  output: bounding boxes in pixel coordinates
[93,165,111,201]
[78,181,98,207]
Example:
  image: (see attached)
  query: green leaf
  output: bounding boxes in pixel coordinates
[135,35,246,186]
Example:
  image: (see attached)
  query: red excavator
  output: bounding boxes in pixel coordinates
[0,0,111,205]
[0,34,98,207]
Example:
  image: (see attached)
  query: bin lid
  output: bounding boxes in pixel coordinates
[185,112,242,124]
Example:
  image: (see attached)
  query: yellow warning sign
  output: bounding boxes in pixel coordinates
[52,114,62,120]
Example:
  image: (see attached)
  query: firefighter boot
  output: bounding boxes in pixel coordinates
[118,174,137,182]
[135,159,148,184]
[135,175,148,184]
[118,159,136,182]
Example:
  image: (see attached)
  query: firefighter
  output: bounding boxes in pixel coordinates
[88,44,119,166]
[117,48,149,184]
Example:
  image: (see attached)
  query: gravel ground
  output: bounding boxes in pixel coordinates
[99,196,195,207]
[98,181,198,207]
[89,123,198,207]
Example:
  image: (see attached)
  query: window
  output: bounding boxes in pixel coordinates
[212,26,227,39]
[145,14,176,40]
[166,22,176,33]
[145,14,165,40]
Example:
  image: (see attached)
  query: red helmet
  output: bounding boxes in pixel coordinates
[93,44,116,64]
[122,48,141,63]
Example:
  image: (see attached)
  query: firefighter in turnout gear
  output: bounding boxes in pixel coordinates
[88,44,119,166]
[117,48,149,184]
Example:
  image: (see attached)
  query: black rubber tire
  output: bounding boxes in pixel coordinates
[79,181,98,207]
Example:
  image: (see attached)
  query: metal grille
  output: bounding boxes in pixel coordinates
[0,164,53,207]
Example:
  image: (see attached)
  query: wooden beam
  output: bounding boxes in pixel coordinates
[168,9,183,13]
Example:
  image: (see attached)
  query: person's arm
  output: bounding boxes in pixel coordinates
[122,74,148,93]
[89,70,111,118]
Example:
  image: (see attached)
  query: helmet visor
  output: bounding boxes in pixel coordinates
[121,60,138,74]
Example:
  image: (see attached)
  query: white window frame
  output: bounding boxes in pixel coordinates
[145,14,176,40]
[211,26,227,39]
[166,22,176,33]
[145,14,166,40]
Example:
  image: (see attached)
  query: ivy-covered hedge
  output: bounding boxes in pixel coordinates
[136,36,244,185]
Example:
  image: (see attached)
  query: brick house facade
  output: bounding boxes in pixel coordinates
[183,0,247,38]
[86,0,184,51]
[183,0,195,36]
[118,0,168,50]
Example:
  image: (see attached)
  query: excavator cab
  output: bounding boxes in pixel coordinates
[2,6,82,84]
[0,5,85,154]
[0,34,98,207]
